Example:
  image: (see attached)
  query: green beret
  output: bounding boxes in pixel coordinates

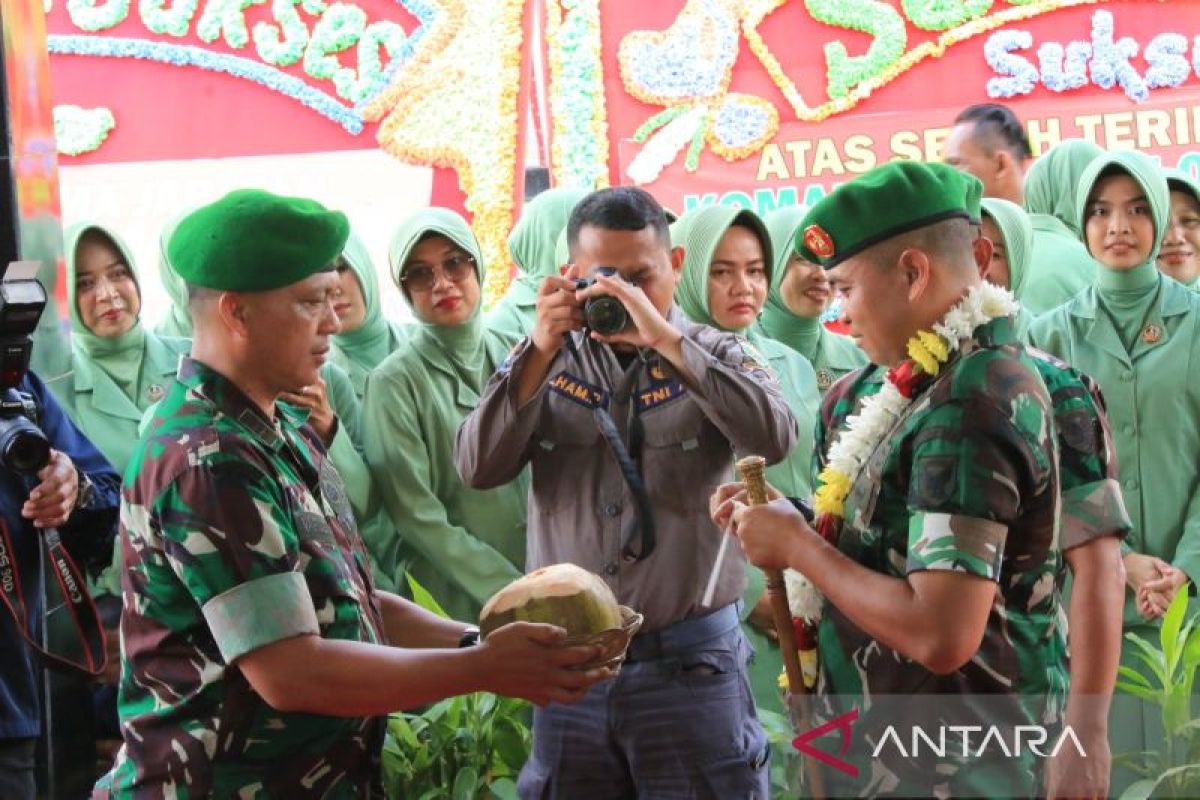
[168,188,349,291]
[796,161,974,268]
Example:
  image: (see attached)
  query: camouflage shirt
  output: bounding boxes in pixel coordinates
[94,358,386,799]
[1027,348,1131,552]
[812,317,1068,797]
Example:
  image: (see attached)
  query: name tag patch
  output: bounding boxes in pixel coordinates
[549,371,608,409]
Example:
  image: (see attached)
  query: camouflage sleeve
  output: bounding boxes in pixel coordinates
[904,395,1049,580]
[147,454,319,663]
[1053,373,1132,550]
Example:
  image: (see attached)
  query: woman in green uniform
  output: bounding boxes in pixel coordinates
[671,205,821,715]
[50,223,191,476]
[1022,138,1103,313]
[978,197,1036,337]
[1028,149,1200,775]
[330,231,408,398]
[756,206,865,394]
[1157,167,1200,291]
[363,208,527,621]
[486,187,589,342]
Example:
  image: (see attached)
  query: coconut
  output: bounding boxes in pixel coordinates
[479,563,623,639]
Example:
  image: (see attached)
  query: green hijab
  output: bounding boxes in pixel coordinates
[332,230,407,392]
[670,206,773,331]
[1077,149,1170,349]
[1077,150,1170,267]
[757,205,821,351]
[62,222,147,401]
[1025,139,1105,237]
[507,188,590,300]
[388,208,507,389]
[981,197,1033,296]
[155,210,194,338]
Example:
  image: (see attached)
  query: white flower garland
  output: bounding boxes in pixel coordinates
[787,282,1020,623]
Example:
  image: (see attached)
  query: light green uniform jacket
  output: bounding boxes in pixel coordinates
[363,208,527,621]
[485,188,588,342]
[45,224,190,475]
[671,205,820,715]
[40,223,190,596]
[1023,139,1103,314]
[755,205,866,394]
[1028,151,1200,768]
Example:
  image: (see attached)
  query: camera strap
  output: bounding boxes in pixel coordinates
[0,520,108,677]
[563,335,657,562]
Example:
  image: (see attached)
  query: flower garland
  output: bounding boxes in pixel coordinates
[48,34,366,133]
[546,0,609,190]
[364,0,527,306]
[784,283,1020,689]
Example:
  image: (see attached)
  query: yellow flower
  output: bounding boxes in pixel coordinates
[917,329,950,363]
[814,467,851,517]
[907,335,941,376]
[777,666,789,691]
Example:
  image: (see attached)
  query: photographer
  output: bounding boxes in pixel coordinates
[0,370,121,800]
[455,187,797,797]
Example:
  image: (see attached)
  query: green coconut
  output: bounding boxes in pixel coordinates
[479,563,623,639]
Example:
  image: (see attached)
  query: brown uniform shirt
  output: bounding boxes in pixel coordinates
[455,307,797,632]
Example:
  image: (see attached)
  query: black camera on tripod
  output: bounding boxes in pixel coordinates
[0,263,50,475]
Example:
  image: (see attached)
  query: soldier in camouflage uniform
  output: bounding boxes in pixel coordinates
[966,184,1130,798]
[713,162,1070,797]
[93,189,611,799]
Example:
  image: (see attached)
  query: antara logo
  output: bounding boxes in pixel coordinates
[791,708,1087,777]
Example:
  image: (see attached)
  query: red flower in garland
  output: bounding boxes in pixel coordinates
[885,359,925,399]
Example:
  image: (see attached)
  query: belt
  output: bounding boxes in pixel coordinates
[625,602,741,663]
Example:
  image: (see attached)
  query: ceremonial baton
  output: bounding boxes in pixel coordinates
[736,456,826,800]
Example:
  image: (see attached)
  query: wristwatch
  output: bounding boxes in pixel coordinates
[73,467,96,512]
[458,625,481,648]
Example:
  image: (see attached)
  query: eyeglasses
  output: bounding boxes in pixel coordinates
[400,254,476,292]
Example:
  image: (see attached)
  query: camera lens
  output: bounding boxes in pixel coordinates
[0,416,50,475]
[585,296,628,336]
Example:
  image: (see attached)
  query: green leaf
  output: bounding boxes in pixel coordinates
[1140,762,1200,797]
[1184,622,1200,669]
[407,573,449,618]
[1118,665,1155,690]
[1115,681,1160,703]
[494,716,532,772]
[1125,633,1169,687]
[452,766,480,800]
[474,691,498,718]
[388,714,422,749]
[1118,777,1158,800]
[490,778,520,800]
[1162,582,1191,667]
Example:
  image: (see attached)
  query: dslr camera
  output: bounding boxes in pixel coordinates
[0,262,51,475]
[574,266,630,336]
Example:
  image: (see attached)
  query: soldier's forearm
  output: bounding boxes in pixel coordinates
[376,591,472,649]
[237,634,487,717]
[785,523,994,674]
[1064,535,1125,724]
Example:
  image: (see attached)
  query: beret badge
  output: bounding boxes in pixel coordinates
[803,224,835,259]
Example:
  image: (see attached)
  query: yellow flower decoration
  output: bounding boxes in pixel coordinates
[813,466,851,516]
[917,330,950,363]
[907,334,941,376]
